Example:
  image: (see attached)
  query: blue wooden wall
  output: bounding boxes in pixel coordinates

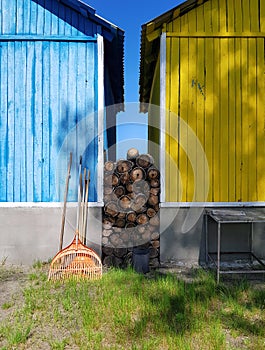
[0,0,103,202]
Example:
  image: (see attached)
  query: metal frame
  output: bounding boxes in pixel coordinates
[205,209,265,283]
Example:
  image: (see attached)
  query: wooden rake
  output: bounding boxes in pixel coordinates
[48,156,102,281]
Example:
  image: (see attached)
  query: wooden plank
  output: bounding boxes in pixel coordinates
[234,0,243,32]
[179,38,189,201]
[23,0,31,34]
[49,42,60,201]
[25,42,34,201]
[33,41,43,202]
[212,0,220,201]
[234,38,242,202]
[166,31,265,38]
[241,38,249,202]
[0,43,8,201]
[219,0,227,32]
[261,0,265,32]
[227,0,235,32]
[20,42,27,201]
[228,38,236,201]
[7,42,15,201]
[44,2,52,35]
[36,0,44,35]
[247,39,257,201]
[15,0,24,34]
[2,0,16,34]
[169,37,180,201]
[204,0,213,201]
[195,37,205,202]
[165,37,171,201]
[169,19,180,201]
[250,0,259,32]
[242,0,250,31]
[256,38,265,200]
[220,37,229,201]
[29,0,37,35]
[14,42,22,201]
[57,42,68,201]
[187,10,197,201]
[42,41,50,201]
[195,0,205,202]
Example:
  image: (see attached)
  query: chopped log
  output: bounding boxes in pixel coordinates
[135,206,147,214]
[119,172,130,185]
[133,180,150,196]
[126,182,133,193]
[136,154,154,168]
[150,187,160,196]
[127,148,139,161]
[147,207,157,218]
[103,255,123,268]
[117,211,126,219]
[104,174,113,186]
[119,195,131,210]
[136,213,149,225]
[149,247,159,259]
[102,236,110,245]
[104,186,113,195]
[125,222,136,229]
[151,240,160,249]
[148,194,159,206]
[149,258,160,267]
[147,166,160,180]
[126,211,137,223]
[150,214,160,227]
[112,174,120,187]
[102,246,114,256]
[104,201,119,217]
[102,229,112,237]
[104,160,115,172]
[102,216,115,230]
[150,178,160,188]
[151,231,160,241]
[130,167,146,182]
[114,248,128,258]
[114,186,125,198]
[110,233,123,247]
[116,160,133,173]
[131,193,147,211]
[115,218,126,228]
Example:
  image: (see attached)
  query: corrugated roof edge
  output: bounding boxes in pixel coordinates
[139,0,209,111]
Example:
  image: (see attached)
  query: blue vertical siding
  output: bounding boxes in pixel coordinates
[0,0,101,202]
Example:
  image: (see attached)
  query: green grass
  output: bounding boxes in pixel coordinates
[0,265,265,349]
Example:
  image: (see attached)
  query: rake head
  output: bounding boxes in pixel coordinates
[48,232,102,281]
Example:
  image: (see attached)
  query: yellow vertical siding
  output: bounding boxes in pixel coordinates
[161,0,265,202]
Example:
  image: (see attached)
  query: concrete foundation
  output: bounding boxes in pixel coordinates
[160,206,265,265]
[1,204,265,267]
[0,204,102,265]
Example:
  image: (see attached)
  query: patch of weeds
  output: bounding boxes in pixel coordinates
[1,302,13,310]
[49,338,69,350]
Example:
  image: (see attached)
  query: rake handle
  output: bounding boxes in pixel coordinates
[59,152,72,251]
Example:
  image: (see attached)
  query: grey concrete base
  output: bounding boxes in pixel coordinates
[160,206,265,265]
[0,205,102,265]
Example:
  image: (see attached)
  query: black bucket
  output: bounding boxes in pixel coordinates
[132,247,150,274]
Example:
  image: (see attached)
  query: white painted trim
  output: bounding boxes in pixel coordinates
[97,34,104,204]
[160,32,167,203]
[0,202,104,208]
[160,202,265,208]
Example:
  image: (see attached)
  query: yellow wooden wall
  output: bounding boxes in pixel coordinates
[159,0,265,202]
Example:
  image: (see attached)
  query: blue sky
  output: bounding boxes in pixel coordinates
[87,0,183,102]
[86,1,184,158]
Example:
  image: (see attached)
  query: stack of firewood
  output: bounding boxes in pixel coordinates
[102,148,160,268]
